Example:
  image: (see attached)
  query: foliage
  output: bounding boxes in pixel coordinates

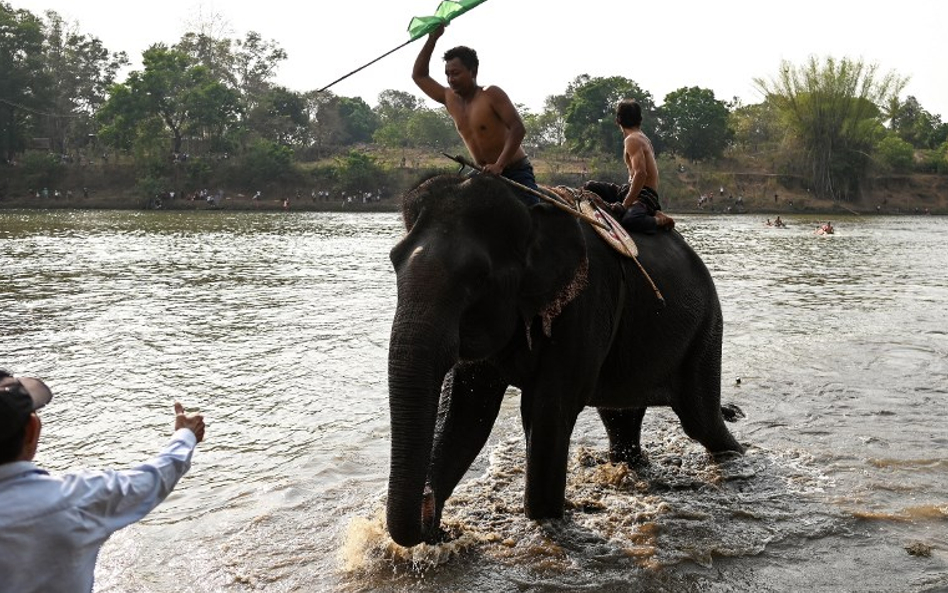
[916,143,948,174]
[0,3,47,160]
[245,85,309,147]
[372,90,459,153]
[729,99,784,153]
[333,150,385,192]
[177,30,287,108]
[523,94,569,152]
[375,89,422,123]
[184,157,213,187]
[658,86,733,161]
[887,95,947,149]
[97,44,242,157]
[875,135,915,173]
[18,151,65,188]
[336,97,378,144]
[4,4,948,201]
[373,91,418,149]
[37,11,128,155]
[563,75,657,156]
[755,56,906,201]
[235,139,295,187]
[406,109,458,151]
[135,174,166,201]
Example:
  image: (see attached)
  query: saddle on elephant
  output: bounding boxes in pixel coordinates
[545,186,639,259]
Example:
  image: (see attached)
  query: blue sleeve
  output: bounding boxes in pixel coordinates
[64,429,198,533]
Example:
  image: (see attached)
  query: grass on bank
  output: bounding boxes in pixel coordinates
[1,147,945,215]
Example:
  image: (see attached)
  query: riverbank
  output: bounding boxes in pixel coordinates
[2,150,945,215]
[1,183,942,216]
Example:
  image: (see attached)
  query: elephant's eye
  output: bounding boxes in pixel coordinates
[456,255,491,298]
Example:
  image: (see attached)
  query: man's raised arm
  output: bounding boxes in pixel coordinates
[412,24,447,104]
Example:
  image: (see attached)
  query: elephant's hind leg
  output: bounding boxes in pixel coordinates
[672,380,744,455]
[597,407,648,465]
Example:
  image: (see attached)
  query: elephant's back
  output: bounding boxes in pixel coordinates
[612,229,721,344]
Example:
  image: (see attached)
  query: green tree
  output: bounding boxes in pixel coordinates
[406,108,457,151]
[97,44,241,156]
[37,10,128,156]
[875,135,914,172]
[230,32,287,109]
[0,2,46,161]
[563,75,656,156]
[177,30,286,110]
[887,96,944,149]
[234,138,294,186]
[305,90,346,158]
[730,99,783,153]
[375,89,422,123]
[336,96,378,145]
[523,94,569,152]
[372,89,421,151]
[245,85,309,147]
[755,56,906,201]
[334,149,384,192]
[658,86,732,161]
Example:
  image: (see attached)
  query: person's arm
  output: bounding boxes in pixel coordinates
[622,136,648,208]
[412,25,447,105]
[68,403,205,533]
[482,86,526,175]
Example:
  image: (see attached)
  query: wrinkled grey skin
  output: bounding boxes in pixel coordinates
[387,174,743,547]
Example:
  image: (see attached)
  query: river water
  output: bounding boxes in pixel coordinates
[1,210,946,592]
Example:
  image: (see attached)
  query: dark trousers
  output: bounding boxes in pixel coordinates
[582,181,662,234]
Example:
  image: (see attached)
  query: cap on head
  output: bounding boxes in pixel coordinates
[0,370,53,443]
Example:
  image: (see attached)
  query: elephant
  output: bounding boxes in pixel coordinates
[386,173,744,548]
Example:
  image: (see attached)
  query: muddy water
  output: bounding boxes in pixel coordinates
[1,210,945,592]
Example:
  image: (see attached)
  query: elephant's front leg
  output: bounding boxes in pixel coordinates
[520,387,583,520]
[427,361,508,528]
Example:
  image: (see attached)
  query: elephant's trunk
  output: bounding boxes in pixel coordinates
[386,304,458,547]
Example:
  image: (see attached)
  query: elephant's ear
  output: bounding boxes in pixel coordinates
[518,203,588,334]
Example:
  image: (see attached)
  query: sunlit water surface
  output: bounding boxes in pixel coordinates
[1,210,946,592]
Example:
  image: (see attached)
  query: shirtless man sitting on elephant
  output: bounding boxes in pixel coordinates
[584,99,675,234]
[412,24,539,206]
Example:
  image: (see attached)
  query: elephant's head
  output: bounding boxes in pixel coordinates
[386,174,586,546]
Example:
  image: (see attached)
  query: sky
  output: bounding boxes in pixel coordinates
[10,0,948,119]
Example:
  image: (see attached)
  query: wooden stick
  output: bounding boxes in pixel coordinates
[442,154,609,230]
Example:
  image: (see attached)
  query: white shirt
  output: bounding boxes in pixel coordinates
[0,429,197,593]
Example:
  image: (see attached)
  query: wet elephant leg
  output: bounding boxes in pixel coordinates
[597,407,648,465]
[521,389,581,520]
[428,362,508,506]
[672,348,744,455]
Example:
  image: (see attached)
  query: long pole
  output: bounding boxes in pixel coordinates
[317,39,415,93]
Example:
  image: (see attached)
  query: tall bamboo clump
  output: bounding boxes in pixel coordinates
[755,56,906,202]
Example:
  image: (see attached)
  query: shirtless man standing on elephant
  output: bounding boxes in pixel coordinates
[412,24,538,205]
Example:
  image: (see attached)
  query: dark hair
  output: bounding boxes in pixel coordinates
[616,99,643,128]
[0,369,25,463]
[443,46,478,75]
[0,431,25,463]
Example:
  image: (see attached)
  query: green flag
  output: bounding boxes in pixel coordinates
[407,0,490,41]
[318,0,489,92]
